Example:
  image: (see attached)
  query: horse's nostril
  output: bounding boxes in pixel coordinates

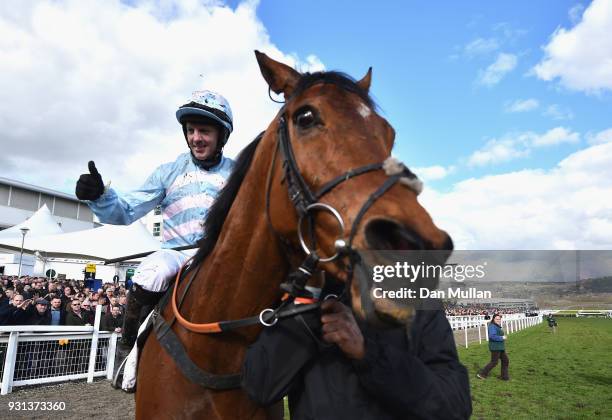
[442,233,454,251]
[364,219,426,250]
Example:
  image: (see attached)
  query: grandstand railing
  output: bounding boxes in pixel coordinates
[0,305,118,395]
[447,313,543,348]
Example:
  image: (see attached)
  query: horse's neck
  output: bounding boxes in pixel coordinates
[181,151,288,336]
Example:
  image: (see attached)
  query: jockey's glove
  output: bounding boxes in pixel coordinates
[76,161,105,201]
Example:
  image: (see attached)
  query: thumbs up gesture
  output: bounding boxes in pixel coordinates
[75,161,105,201]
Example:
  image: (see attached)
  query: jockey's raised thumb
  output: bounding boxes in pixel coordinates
[75,160,105,201]
[88,160,100,176]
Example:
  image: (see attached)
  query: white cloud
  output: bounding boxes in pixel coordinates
[477,53,518,86]
[468,138,529,166]
[422,141,612,249]
[0,0,324,193]
[542,104,574,120]
[568,3,585,24]
[587,128,612,144]
[492,22,528,43]
[533,0,612,93]
[505,98,539,113]
[468,127,580,166]
[302,54,326,72]
[531,127,579,146]
[464,37,499,57]
[414,165,455,181]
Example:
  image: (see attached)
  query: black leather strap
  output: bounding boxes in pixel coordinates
[314,163,382,199]
[152,312,242,390]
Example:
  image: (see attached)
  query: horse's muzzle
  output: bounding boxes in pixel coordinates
[364,218,454,254]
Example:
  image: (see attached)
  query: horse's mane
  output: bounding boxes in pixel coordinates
[189,71,374,268]
[191,133,263,267]
[291,71,376,109]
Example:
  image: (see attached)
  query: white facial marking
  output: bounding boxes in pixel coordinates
[357,102,371,119]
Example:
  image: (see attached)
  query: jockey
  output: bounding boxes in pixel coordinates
[75,90,235,347]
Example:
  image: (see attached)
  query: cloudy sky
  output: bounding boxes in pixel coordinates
[1,0,611,250]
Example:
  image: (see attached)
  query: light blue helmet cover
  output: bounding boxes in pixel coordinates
[176,90,233,138]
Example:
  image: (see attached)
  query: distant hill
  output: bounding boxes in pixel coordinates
[579,277,612,293]
[438,276,612,309]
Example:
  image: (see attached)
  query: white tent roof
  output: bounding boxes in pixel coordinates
[0,204,64,239]
[0,220,162,261]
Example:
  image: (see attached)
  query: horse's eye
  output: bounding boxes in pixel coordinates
[295,108,317,129]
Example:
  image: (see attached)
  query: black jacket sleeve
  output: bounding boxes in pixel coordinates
[353,310,472,419]
[241,307,321,405]
[0,300,11,325]
[6,305,34,325]
[242,305,471,420]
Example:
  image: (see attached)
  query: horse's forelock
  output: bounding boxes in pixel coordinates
[291,71,376,109]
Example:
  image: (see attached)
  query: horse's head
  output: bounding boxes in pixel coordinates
[255,51,452,325]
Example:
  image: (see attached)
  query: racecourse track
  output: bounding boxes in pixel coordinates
[0,379,134,419]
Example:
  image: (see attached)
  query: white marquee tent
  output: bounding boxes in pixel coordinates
[0,222,161,262]
[0,205,161,262]
[0,204,64,240]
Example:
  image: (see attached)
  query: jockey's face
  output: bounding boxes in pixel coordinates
[186,122,220,161]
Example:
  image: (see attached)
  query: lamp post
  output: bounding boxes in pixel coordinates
[17,227,30,278]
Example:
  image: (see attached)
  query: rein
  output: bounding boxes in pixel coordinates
[170,259,320,333]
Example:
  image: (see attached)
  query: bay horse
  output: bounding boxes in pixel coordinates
[135,51,452,419]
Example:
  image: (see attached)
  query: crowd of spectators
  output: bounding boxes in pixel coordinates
[444,302,536,317]
[0,275,126,333]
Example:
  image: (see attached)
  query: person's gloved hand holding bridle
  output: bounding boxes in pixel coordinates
[75,161,105,201]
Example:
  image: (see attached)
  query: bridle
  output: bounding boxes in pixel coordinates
[265,105,424,317]
[155,82,424,390]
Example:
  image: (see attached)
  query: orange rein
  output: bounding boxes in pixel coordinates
[170,260,319,334]
[171,259,223,333]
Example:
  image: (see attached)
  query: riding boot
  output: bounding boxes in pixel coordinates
[121,284,165,349]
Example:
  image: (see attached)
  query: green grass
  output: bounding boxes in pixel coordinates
[459,318,612,419]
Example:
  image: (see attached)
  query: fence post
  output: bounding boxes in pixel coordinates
[87,305,102,383]
[464,320,468,348]
[1,332,20,395]
[478,321,482,344]
[106,333,118,380]
[484,321,489,341]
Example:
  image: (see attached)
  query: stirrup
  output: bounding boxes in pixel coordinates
[111,356,128,390]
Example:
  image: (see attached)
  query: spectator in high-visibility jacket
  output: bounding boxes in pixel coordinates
[477,314,509,380]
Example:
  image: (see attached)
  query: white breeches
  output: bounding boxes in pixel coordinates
[131,249,196,293]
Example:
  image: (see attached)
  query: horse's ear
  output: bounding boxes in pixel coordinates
[255,50,300,97]
[357,67,372,92]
